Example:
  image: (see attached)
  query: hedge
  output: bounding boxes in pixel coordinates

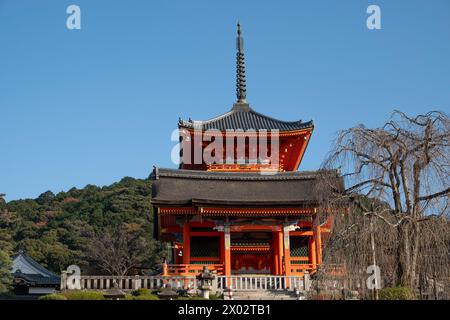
[379,287,415,300]
[62,291,105,300]
[131,288,152,296]
[38,294,67,300]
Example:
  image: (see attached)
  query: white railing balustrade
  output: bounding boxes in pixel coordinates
[61,275,199,291]
[61,273,310,293]
[217,275,310,292]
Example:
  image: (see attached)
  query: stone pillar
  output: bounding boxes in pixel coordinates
[211,271,218,295]
[303,270,311,291]
[60,271,67,291]
[133,275,140,290]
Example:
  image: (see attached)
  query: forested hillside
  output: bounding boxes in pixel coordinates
[0,177,164,276]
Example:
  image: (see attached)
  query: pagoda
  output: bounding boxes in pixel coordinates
[151,24,341,278]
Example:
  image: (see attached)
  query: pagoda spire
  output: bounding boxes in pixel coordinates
[236,22,247,103]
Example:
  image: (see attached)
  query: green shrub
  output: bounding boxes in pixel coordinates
[131,288,151,296]
[379,287,415,300]
[38,293,67,300]
[62,291,105,300]
[177,294,222,300]
[124,293,159,300]
[0,292,16,300]
[178,296,205,300]
[131,294,159,300]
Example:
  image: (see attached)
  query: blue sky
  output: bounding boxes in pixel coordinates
[0,0,449,201]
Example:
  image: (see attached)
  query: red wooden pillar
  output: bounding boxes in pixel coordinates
[315,224,322,265]
[220,232,225,271]
[283,225,291,277]
[224,225,231,286]
[183,222,190,266]
[277,229,284,275]
[309,235,317,270]
[272,232,279,275]
[162,260,168,276]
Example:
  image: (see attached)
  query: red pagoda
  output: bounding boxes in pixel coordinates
[151,24,341,278]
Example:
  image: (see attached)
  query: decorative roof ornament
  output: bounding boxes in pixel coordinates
[236,22,247,104]
[177,23,314,131]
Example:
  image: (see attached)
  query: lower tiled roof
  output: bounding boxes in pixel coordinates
[151,168,343,206]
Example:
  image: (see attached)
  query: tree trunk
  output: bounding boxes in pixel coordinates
[369,215,379,300]
[396,222,412,286]
[409,221,420,289]
[433,271,439,300]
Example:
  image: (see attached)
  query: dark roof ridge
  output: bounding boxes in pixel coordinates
[151,167,338,181]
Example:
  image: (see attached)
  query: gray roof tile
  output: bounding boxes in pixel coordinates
[179,103,314,131]
[151,168,343,206]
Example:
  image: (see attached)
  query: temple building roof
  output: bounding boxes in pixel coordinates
[11,250,60,286]
[151,167,343,206]
[179,103,314,131]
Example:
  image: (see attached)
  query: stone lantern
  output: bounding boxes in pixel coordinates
[104,280,126,300]
[158,284,179,300]
[196,266,215,299]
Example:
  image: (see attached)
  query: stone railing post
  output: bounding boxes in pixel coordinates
[133,275,140,290]
[303,271,311,291]
[211,272,218,295]
[224,286,233,300]
[60,271,67,290]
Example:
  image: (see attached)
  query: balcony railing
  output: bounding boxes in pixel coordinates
[162,262,316,276]
[289,256,316,275]
[163,263,224,276]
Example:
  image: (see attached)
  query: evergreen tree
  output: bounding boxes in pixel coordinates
[2,177,163,275]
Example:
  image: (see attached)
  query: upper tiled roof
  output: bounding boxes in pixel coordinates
[12,250,60,285]
[179,103,314,132]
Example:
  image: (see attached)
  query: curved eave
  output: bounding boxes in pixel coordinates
[178,104,314,132]
[152,198,318,207]
[178,116,314,133]
[13,251,60,281]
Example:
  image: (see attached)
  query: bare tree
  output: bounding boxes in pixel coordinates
[85,224,159,276]
[321,110,449,292]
